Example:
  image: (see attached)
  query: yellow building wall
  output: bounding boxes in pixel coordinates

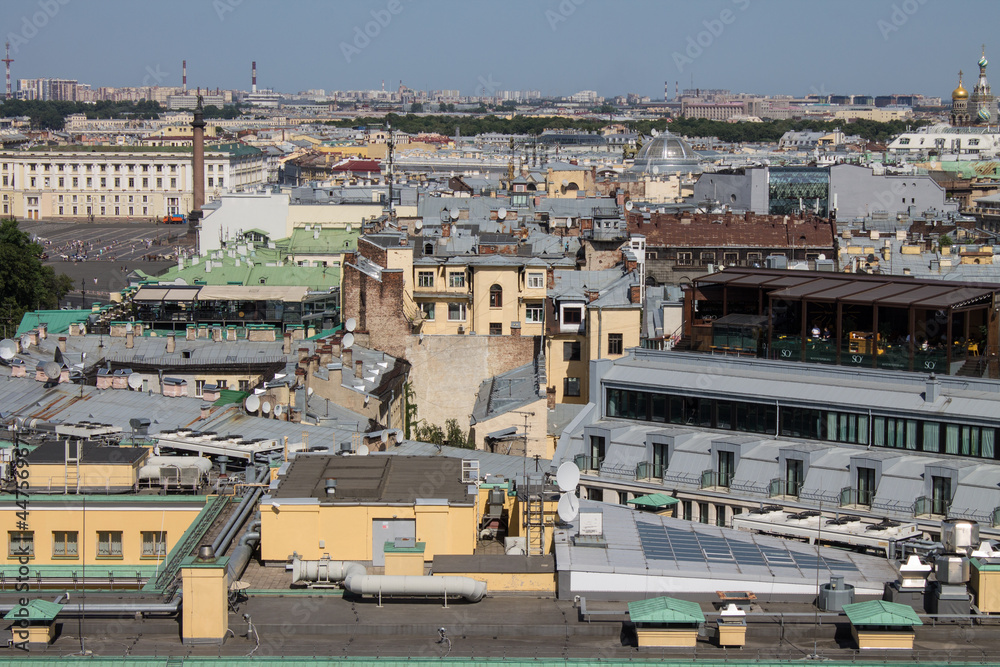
[585,306,642,363]
[260,501,476,563]
[636,627,699,648]
[472,397,548,458]
[970,565,1000,613]
[471,266,524,337]
[0,502,203,566]
[435,570,556,592]
[181,561,228,644]
[547,333,589,405]
[852,627,915,650]
[26,462,141,493]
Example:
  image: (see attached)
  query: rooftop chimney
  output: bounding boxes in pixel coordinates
[252,60,257,94]
[925,373,940,403]
[166,333,176,354]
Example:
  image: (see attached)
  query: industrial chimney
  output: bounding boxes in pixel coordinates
[182,59,187,93]
[252,60,257,94]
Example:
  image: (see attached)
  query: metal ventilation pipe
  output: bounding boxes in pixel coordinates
[343,574,487,603]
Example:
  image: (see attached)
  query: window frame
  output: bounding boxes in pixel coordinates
[607,333,623,355]
[447,302,467,322]
[53,530,79,558]
[417,271,434,288]
[96,530,124,559]
[564,376,581,397]
[526,272,544,289]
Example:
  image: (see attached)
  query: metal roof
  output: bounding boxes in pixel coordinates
[842,600,922,627]
[3,599,63,622]
[627,493,678,509]
[627,596,704,624]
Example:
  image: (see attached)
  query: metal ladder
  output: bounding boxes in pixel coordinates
[524,474,546,556]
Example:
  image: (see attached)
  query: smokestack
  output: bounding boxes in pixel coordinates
[182,60,187,93]
[191,96,206,214]
[252,60,257,94]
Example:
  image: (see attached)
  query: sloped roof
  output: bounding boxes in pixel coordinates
[3,599,63,621]
[628,596,705,624]
[627,493,678,509]
[843,600,922,627]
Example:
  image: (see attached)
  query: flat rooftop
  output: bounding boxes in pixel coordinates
[271,454,474,504]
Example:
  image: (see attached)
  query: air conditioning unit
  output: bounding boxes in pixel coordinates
[457,325,465,334]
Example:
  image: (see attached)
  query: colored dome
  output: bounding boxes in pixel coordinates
[953,84,969,100]
[980,56,989,68]
[627,132,703,175]
[979,107,992,122]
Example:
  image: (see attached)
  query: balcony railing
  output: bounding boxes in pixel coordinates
[914,496,950,517]
[636,461,665,480]
[700,469,733,490]
[840,486,874,508]
[768,478,803,498]
[574,454,603,473]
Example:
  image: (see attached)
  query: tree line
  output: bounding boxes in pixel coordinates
[0,99,246,131]
[0,218,73,338]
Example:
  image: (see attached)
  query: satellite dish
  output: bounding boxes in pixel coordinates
[624,201,634,212]
[557,493,580,523]
[818,253,827,261]
[0,339,16,361]
[556,461,581,493]
[127,373,143,390]
[43,362,61,380]
[20,335,30,350]
[414,219,423,231]
[381,430,390,444]
[261,401,272,415]
[346,223,353,234]
[497,207,507,220]
[357,444,370,456]
[274,404,284,417]
[342,332,354,349]
[345,317,357,333]
[449,208,459,220]
[244,394,260,412]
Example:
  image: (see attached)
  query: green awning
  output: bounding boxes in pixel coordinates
[842,600,922,627]
[4,599,64,622]
[627,493,679,509]
[628,596,705,624]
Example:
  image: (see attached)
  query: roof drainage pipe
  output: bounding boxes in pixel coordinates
[343,573,487,603]
[212,466,268,555]
[0,593,181,617]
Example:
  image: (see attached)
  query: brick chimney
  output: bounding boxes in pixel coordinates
[126,329,134,349]
[585,289,600,303]
[355,359,364,377]
[186,326,196,341]
[510,321,521,337]
[546,267,555,289]
[342,347,353,368]
[283,331,292,355]
[442,223,451,238]
[629,284,642,304]
[166,333,176,354]
[37,323,46,340]
[297,347,309,363]
[58,336,66,354]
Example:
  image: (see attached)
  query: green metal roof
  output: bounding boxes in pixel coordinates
[971,557,1000,572]
[213,389,249,406]
[16,309,91,336]
[842,600,922,627]
[627,493,678,509]
[628,596,705,624]
[307,324,343,340]
[383,541,425,553]
[3,599,63,622]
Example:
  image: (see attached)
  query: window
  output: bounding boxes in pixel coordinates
[96,531,123,558]
[562,307,582,325]
[128,178,135,188]
[931,476,952,515]
[724,252,739,265]
[72,177,78,187]
[652,443,668,478]
[195,379,205,398]
[527,272,544,288]
[715,504,727,527]
[448,272,465,288]
[525,303,543,323]
[114,177,121,187]
[607,333,623,355]
[207,177,214,187]
[141,531,167,557]
[489,284,503,308]
[239,380,250,392]
[417,271,434,288]
[563,341,581,361]
[489,322,502,335]
[142,178,148,188]
[856,467,876,507]
[53,531,78,558]
[170,178,177,188]
[447,302,466,321]
[8,531,33,557]
[785,459,804,497]
[682,500,693,521]
[677,252,693,265]
[698,502,710,524]
[700,251,716,263]
[717,450,735,488]
[564,377,581,397]
[419,302,435,321]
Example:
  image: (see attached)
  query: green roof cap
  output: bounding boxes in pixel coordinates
[842,600,922,627]
[383,541,425,553]
[627,493,678,509]
[16,309,91,336]
[628,596,705,624]
[4,598,64,621]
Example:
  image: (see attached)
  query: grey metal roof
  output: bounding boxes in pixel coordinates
[376,439,550,484]
[470,361,543,424]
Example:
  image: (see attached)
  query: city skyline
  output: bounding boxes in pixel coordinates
[1,0,999,101]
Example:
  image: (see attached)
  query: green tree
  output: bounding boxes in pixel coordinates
[410,102,424,113]
[444,419,473,449]
[0,218,73,336]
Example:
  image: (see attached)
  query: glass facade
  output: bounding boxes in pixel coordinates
[605,386,998,460]
[768,167,829,216]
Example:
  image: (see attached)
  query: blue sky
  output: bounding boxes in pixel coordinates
[2,0,998,99]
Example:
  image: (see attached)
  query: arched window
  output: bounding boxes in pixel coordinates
[489,284,503,308]
[424,242,433,255]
